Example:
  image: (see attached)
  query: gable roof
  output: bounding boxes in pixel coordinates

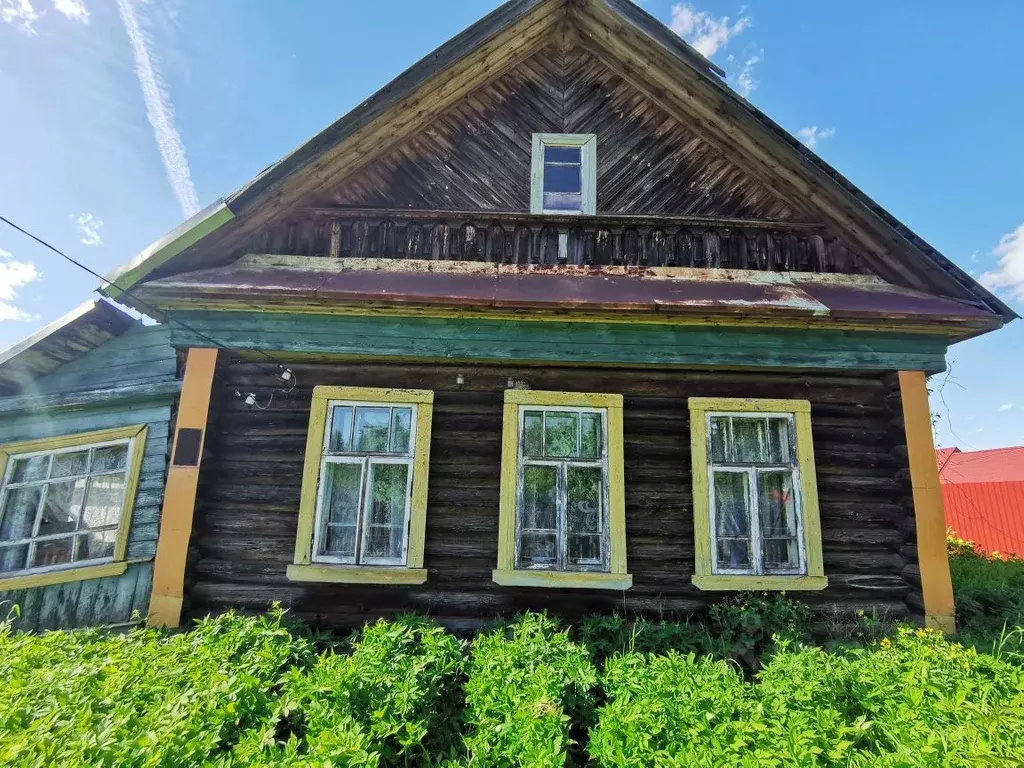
[101,0,1017,326]
[939,446,1024,557]
[0,299,138,395]
[940,446,1024,485]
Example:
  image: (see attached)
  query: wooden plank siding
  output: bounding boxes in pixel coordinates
[183,359,921,630]
[166,311,950,375]
[245,44,874,278]
[314,45,799,220]
[0,325,176,631]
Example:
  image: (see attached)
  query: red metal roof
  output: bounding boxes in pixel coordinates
[938,446,1024,557]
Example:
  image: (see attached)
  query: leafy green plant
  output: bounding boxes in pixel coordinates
[949,536,1024,644]
[707,592,812,670]
[233,615,464,767]
[0,607,312,768]
[463,612,596,768]
[588,651,749,767]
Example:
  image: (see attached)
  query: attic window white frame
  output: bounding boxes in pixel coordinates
[530,134,597,215]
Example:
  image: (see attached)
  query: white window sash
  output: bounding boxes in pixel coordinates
[514,405,610,572]
[0,437,135,577]
[311,401,418,567]
[705,412,806,577]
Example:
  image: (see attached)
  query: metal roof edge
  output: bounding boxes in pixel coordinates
[99,200,235,302]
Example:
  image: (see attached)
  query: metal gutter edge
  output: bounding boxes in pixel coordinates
[100,201,235,302]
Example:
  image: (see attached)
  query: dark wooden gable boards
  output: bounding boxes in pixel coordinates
[319,44,800,222]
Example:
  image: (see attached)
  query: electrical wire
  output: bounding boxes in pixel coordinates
[0,213,295,407]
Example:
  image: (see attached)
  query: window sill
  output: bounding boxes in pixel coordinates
[286,564,428,585]
[492,569,632,590]
[0,560,129,591]
[692,574,828,591]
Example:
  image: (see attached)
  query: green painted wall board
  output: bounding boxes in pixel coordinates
[167,310,950,373]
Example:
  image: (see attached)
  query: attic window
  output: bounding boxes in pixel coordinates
[531,134,597,215]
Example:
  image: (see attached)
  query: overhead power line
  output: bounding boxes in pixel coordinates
[0,214,295,406]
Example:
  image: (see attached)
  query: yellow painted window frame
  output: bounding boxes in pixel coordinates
[288,386,434,585]
[688,397,826,591]
[0,424,149,591]
[494,389,631,590]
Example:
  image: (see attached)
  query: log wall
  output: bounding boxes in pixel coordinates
[184,359,921,630]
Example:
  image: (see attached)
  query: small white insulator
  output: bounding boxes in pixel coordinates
[279,368,294,383]
[244,393,258,408]
[456,373,465,387]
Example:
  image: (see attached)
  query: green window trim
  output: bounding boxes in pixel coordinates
[290,386,434,585]
[0,424,149,591]
[530,133,597,215]
[495,389,630,590]
[688,397,827,592]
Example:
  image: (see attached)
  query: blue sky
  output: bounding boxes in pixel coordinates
[0,0,1021,450]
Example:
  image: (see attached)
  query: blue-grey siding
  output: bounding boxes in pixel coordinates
[0,324,176,631]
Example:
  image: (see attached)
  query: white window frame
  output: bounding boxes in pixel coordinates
[311,400,417,567]
[705,411,807,577]
[514,404,611,572]
[530,133,597,215]
[0,437,136,577]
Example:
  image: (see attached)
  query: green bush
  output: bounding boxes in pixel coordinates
[590,625,1024,767]
[463,613,596,768]
[0,607,311,768]
[588,651,749,767]
[949,540,1024,644]
[708,592,812,670]
[230,616,464,767]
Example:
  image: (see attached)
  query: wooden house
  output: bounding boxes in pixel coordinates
[0,301,177,630]
[3,0,1014,635]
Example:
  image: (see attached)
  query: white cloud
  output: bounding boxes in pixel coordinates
[0,248,40,322]
[796,126,836,149]
[1,0,40,34]
[998,403,1015,412]
[70,212,103,246]
[116,0,200,219]
[670,2,751,58]
[53,0,87,22]
[735,51,762,97]
[980,224,1024,302]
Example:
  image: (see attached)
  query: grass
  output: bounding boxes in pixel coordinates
[949,534,1024,655]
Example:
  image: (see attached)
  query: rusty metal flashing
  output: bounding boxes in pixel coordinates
[134,256,1000,337]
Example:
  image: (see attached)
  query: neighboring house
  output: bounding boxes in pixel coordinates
[939,447,1024,559]
[0,300,178,630]
[2,0,1016,635]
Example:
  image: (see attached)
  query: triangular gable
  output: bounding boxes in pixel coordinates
[102,0,1016,324]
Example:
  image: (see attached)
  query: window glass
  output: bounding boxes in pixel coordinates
[545,412,578,457]
[328,406,354,453]
[313,401,419,566]
[714,471,751,570]
[522,411,544,457]
[706,412,803,575]
[516,407,609,572]
[580,413,602,459]
[363,463,409,562]
[353,407,390,453]
[567,466,602,566]
[543,145,583,212]
[320,462,362,560]
[758,470,799,571]
[0,439,134,575]
[389,409,412,454]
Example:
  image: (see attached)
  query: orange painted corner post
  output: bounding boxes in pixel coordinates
[899,370,956,635]
[148,348,219,628]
